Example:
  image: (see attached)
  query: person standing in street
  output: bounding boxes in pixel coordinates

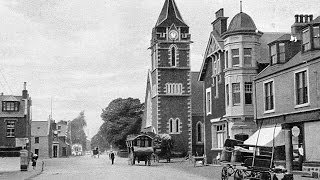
[109,151,115,165]
[32,154,38,170]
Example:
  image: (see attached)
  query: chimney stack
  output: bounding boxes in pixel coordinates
[211,8,228,35]
[291,14,313,40]
[22,82,28,99]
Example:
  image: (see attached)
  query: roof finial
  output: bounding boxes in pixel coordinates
[240,0,242,13]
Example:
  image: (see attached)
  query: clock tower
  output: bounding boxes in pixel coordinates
[147,0,192,154]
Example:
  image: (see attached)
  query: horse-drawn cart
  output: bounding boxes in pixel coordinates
[152,134,173,163]
[219,125,292,180]
[126,134,154,166]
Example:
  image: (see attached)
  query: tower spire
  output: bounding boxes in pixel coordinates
[240,0,243,13]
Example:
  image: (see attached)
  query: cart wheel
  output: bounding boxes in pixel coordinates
[260,172,271,180]
[234,169,244,180]
[221,166,229,180]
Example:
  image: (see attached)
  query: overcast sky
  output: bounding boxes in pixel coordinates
[0,0,319,138]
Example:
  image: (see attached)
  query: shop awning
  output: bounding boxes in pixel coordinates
[244,126,285,147]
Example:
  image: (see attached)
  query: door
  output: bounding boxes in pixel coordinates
[35,149,39,156]
[53,145,58,158]
[62,147,67,156]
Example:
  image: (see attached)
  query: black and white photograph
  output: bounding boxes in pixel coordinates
[0,0,320,179]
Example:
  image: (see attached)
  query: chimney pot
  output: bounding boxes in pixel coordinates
[305,15,309,23]
[299,14,304,23]
[24,82,27,90]
[294,15,299,23]
[309,15,313,22]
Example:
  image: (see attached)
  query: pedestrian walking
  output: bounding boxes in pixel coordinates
[109,151,115,165]
[32,154,38,170]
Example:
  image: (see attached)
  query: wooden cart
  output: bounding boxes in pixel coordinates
[219,137,290,180]
[126,134,154,166]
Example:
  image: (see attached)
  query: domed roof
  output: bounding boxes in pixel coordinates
[227,12,257,33]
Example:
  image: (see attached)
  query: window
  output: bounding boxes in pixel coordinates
[264,81,274,111]
[175,119,179,133]
[166,83,182,95]
[169,118,180,134]
[279,43,285,63]
[302,28,311,52]
[295,70,308,105]
[313,26,320,49]
[245,82,253,105]
[226,84,229,106]
[2,101,19,112]
[196,122,203,143]
[35,137,39,144]
[232,83,240,105]
[35,149,39,156]
[169,119,173,133]
[232,49,239,66]
[225,51,229,68]
[206,88,212,115]
[271,44,277,64]
[244,48,252,66]
[171,46,176,67]
[6,121,15,137]
[216,124,226,149]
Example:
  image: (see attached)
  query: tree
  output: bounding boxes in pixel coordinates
[69,111,87,151]
[97,98,143,149]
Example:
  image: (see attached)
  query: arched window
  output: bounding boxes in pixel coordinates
[169,118,173,133]
[196,122,203,142]
[175,118,180,133]
[171,46,176,67]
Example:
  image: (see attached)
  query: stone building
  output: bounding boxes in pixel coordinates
[31,120,52,158]
[254,14,320,175]
[141,0,203,156]
[199,8,284,163]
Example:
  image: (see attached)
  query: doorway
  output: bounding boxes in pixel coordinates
[53,145,58,158]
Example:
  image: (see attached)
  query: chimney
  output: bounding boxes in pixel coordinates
[22,82,28,99]
[309,15,313,22]
[211,8,228,35]
[291,14,311,40]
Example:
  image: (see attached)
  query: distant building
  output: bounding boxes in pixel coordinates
[52,120,71,158]
[0,82,32,156]
[31,120,52,158]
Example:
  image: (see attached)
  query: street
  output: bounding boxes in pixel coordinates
[32,155,221,180]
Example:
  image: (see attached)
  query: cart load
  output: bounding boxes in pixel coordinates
[152,133,173,162]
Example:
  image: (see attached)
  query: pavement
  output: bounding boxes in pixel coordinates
[0,157,44,180]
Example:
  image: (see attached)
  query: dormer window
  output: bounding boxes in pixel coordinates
[270,42,286,65]
[279,43,285,63]
[313,26,320,48]
[302,28,311,52]
[2,101,19,112]
[302,25,320,52]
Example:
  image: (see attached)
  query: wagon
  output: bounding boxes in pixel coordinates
[152,134,173,163]
[219,125,291,180]
[126,134,154,166]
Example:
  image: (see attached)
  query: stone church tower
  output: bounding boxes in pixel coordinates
[142,0,192,154]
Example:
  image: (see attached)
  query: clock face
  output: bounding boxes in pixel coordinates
[169,30,178,40]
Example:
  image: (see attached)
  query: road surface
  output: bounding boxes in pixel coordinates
[32,154,215,180]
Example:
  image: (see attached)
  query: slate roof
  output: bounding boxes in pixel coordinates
[156,0,187,27]
[31,121,49,136]
[255,50,320,80]
[191,72,203,115]
[258,32,287,64]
